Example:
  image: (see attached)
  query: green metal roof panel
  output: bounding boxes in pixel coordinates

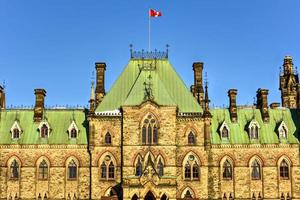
[96,59,202,113]
[211,108,300,144]
[0,110,88,145]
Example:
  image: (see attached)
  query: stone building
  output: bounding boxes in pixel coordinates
[0,51,299,200]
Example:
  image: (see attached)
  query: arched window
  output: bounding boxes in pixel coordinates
[38,193,42,200]
[222,193,227,200]
[157,159,164,177]
[280,193,285,200]
[135,158,142,176]
[161,194,168,200]
[257,192,262,200]
[131,194,138,200]
[105,132,112,145]
[70,128,77,139]
[221,126,229,138]
[188,132,195,145]
[229,193,234,200]
[251,193,256,200]
[38,160,48,180]
[279,126,288,138]
[108,162,115,179]
[286,193,291,200]
[101,162,107,178]
[184,190,192,198]
[249,122,260,139]
[44,194,48,200]
[223,159,232,179]
[184,154,200,180]
[192,163,199,179]
[142,114,158,145]
[184,163,191,179]
[68,160,77,179]
[10,159,19,179]
[251,160,261,180]
[100,155,116,180]
[280,159,289,179]
[13,128,20,139]
[41,124,49,138]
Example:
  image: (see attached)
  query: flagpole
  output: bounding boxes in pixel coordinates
[148,9,151,51]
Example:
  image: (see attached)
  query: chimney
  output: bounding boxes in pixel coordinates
[270,102,280,109]
[283,55,294,75]
[0,85,5,110]
[256,88,269,122]
[228,89,238,123]
[95,62,106,105]
[192,62,204,108]
[34,89,46,122]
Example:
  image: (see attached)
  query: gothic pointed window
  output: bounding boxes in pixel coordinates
[68,121,79,139]
[38,194,42,200]
[105,132,112,145]
[251,160,261,180]
[257,192,262,200]
[13,128,20,139]
[222,193,227,200]
[108,162,115,179]
[249,121,260,139]
[229,193,234,200]
[38,160,48,180]
[10,159,19,179]
[188,132,195,145]
[223,160,232,179]
[132,194,138,200]
[219,122,230,140]
[222,126,229,138]
[142,114,158,145]
[286,193,291,200]
[280,193,285,200]
[68,160,77,179]
[280,159,289,179]
[44,194,48,200]
[184,163,191,179]
[135,158,142,176]
[101,162,107,178]
[251,193,256,200]
[184,190,192,199]
[192,163,199,179]
[10,121,22,139]
[278,121,288,139]
[157,159,164,177]
[41,124,49,138]
[161,194,168,200]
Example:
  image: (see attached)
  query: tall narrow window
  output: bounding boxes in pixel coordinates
[161,194,168,200]
[135,159,142,176]
[257,193,262,200]
[188,132,195,145]
[132,194,138,200]
[223,160,232,179]
[142,114,158,145]
[184,190,192,198]
[280,126,288,138]
[13,128,20,139]
[70,128,77,139]
[184,163,191,179]
[192,163,199,179]
[221,127,229,138]
[280,159,289,179]
[101,162,107,178]
[105,132,112,145]
[251,193,256,200]
[10,160,19,179]
[280,193,285,200]
[222,193,227,200]
[229,193,234,200]
[68,160,77,179]
[108,162,115,179]
[250,124,259,139]
[41,124,49,138]
[157,159,164,177]
[38,160,48,180]
[286,193,291,200]
[251,160,261,180]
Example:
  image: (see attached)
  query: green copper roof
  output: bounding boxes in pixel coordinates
[0,109,88,145]
[211,108,300,144]
[96,59,202,113]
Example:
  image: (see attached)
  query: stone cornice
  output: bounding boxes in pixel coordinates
[0,144,88,149]
[211,143,299,149]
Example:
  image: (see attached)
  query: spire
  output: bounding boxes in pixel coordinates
[89,72,96,114]
[202,73,212,118]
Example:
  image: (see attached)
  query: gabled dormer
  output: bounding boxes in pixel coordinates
[38,121,51,139]
[68,120,79,139]
[10,121,22,139]
[248,120,260,140]
[219,121,230,140]
[277,121,288,140]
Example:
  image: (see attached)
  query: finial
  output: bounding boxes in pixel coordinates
[91,71,95,86]
[166,44,169,58]
[279,66,282,76]
[295,66,298,75]
[204,72,208,88]
[129,44,133,58]
[2,80,6,90]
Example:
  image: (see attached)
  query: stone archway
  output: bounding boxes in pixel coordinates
[145,191,156,200]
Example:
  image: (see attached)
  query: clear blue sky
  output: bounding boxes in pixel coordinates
[1,0,300,108]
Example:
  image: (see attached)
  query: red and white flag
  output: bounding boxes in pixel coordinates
[149,9,162,17]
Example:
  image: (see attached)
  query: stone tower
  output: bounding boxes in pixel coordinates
[279,56,299,108]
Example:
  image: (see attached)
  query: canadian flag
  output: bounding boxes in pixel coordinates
[149,9,162,17]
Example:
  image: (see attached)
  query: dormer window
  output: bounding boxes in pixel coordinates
[278,121,288,139]
[67,121,79,139]
[10,121,22,139]
[248,121,260,140]
[38,121,51,138]
[219,121,230,140]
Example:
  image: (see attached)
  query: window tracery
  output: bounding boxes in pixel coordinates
[142,114,158,145]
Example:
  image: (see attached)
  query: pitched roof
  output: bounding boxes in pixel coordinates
[0,109,88,145]
[96,59,202,113]
[211,108,300,144]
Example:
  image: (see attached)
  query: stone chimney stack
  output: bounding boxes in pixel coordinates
[256,88,269,122]
[95,62,106,105]
[34,89,46,122]
[191,62,204,108]
[0,85,5,110]
[228,89,238,123]
[283,55,294,75]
